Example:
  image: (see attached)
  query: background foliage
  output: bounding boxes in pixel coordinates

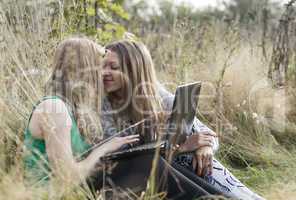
[1,0,296,199]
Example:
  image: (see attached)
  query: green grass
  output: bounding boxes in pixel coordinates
[1,1,296,200]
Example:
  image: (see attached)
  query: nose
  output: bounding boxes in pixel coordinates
[102,70,112,78]
[102,66,112,76]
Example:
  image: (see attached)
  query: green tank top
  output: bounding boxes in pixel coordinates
[23,96,91,185]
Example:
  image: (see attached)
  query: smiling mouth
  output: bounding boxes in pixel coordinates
[103,78,114,86]
[103,75,114,81]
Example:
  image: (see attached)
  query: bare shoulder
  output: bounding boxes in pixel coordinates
[29,98,72,138]
[35,98,69,114]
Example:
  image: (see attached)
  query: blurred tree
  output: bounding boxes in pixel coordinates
[268,0,296,87]
[48,0,130,43]
[222,0,281,25]
[124,0,225,35]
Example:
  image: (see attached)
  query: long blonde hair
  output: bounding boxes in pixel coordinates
[106,40,163,141]
[46,37,105,143]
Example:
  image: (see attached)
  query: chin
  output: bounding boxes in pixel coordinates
[104,86,117,94]
[104,88,113,94]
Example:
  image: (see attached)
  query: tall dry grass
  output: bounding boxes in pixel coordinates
[141,15,296,197]
[0,1,296,200]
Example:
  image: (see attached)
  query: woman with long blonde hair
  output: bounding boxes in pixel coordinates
[101,40,163,141]
[24,37,225,200]
[101,40,265,200]
[23,38,139,187]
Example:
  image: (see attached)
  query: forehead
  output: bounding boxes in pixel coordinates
[104,50,119,62]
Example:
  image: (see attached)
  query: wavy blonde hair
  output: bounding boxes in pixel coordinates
[46,37,105,143]
[106,40,163,141]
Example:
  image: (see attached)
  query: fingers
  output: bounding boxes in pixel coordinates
[203,131,217,137]
[195,147,214,177]
[202,154,213,177]
[197,141,213,149]
[192,156,197,171]
[197,131,217,138]
[201,154,208,177]
[125,138,139,144]
[182,134,214,152]
[199,138,213,144]
[208,155,213,175]
[122,135,140,139]
[199,135,216,141]
[197,153,203,176]
[121,134,140,144]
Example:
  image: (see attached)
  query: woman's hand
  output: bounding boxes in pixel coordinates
[177,131,216,153]
[101,135,140,154]
[193,146,214,177]
[175,131,216,177]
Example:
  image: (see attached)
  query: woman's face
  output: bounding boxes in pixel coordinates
[102,50,124,94]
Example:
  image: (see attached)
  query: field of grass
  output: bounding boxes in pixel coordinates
[1,1,296,199]
[144,20,296,199]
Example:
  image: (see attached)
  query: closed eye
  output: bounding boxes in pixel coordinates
[110,64,120,70]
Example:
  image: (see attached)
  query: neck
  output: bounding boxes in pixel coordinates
[108,89,126,107]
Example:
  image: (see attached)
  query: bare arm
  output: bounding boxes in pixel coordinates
[30,99,139,184]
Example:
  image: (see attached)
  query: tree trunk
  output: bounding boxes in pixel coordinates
[268,0,296,87]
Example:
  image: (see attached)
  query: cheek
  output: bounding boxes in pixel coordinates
[113,73,124,87]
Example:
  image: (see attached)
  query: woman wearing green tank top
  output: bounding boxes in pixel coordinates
[23,38,140,186]
[24,38,243,199]
[23,38,229,200]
